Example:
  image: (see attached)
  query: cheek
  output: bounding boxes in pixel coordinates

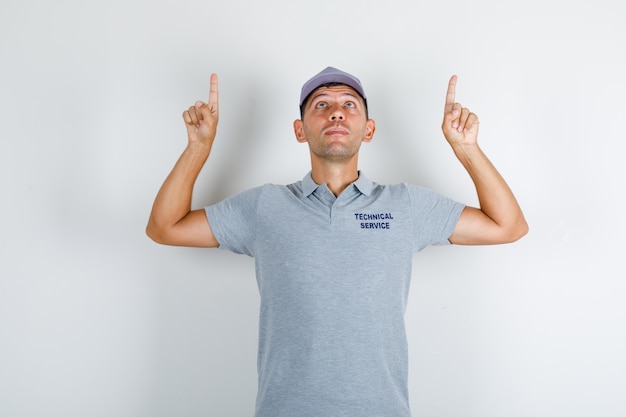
[301,119,321,135]
[301,125,317,141]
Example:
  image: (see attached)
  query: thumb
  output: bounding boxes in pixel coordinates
[193,100,210,122]
[197,100,219,125]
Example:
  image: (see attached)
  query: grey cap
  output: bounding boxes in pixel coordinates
[299,66,367,109]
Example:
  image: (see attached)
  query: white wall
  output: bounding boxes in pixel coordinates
[1,0,625,416]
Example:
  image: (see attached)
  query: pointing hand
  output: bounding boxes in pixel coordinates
[442,75,479,146]
[182,73,219,147]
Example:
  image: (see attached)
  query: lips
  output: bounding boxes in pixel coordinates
[324,126,349,135]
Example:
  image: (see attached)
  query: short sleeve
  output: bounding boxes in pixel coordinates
[204,187,263,256]
[406,184,465,250]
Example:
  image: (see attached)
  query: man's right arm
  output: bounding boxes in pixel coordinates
[146,74,220,248]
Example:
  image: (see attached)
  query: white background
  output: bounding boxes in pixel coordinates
[1,0,625,416]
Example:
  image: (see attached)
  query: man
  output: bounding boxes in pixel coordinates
[146,67,528,417]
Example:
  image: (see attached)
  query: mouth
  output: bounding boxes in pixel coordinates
[324,126,349,135]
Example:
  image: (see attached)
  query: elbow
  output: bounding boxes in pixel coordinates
[145,224,160,244]
[146,219,167,244]
[519,220,530,239]
[506,218,529,243]
[490,215,529,245]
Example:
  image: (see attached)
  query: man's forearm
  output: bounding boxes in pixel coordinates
[147,143,211,236]
[453,143,528,237]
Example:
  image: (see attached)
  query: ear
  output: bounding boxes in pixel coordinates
[362,119,376,143]
[293,119,307,143]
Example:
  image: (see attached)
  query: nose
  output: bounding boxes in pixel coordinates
[329,105,345,121]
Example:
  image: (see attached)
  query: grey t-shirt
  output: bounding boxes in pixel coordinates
[205,172,464,417]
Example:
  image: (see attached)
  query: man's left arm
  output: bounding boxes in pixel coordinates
[442,75,528,245]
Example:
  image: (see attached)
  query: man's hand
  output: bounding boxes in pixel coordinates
[442,75,479,146]
[183,73,219,147]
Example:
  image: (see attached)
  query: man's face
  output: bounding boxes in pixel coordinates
[294,85,375,163]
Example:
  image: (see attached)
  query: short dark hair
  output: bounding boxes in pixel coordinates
[299,82,369,119]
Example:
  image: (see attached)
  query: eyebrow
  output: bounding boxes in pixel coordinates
[309,91,360,104]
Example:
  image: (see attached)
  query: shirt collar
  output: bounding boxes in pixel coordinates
[302,171,320,196]
[353,171,373,196]
[301,171,373,197]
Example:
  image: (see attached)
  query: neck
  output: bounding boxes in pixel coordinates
[310,157,359,196]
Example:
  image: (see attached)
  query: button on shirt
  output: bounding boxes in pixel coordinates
[205,172,464,417]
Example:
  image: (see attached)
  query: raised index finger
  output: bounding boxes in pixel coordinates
[208,73,219,110]
[444,75,457,114]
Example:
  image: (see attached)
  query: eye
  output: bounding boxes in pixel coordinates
[344,101,356,108]
[315,101,328,109]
